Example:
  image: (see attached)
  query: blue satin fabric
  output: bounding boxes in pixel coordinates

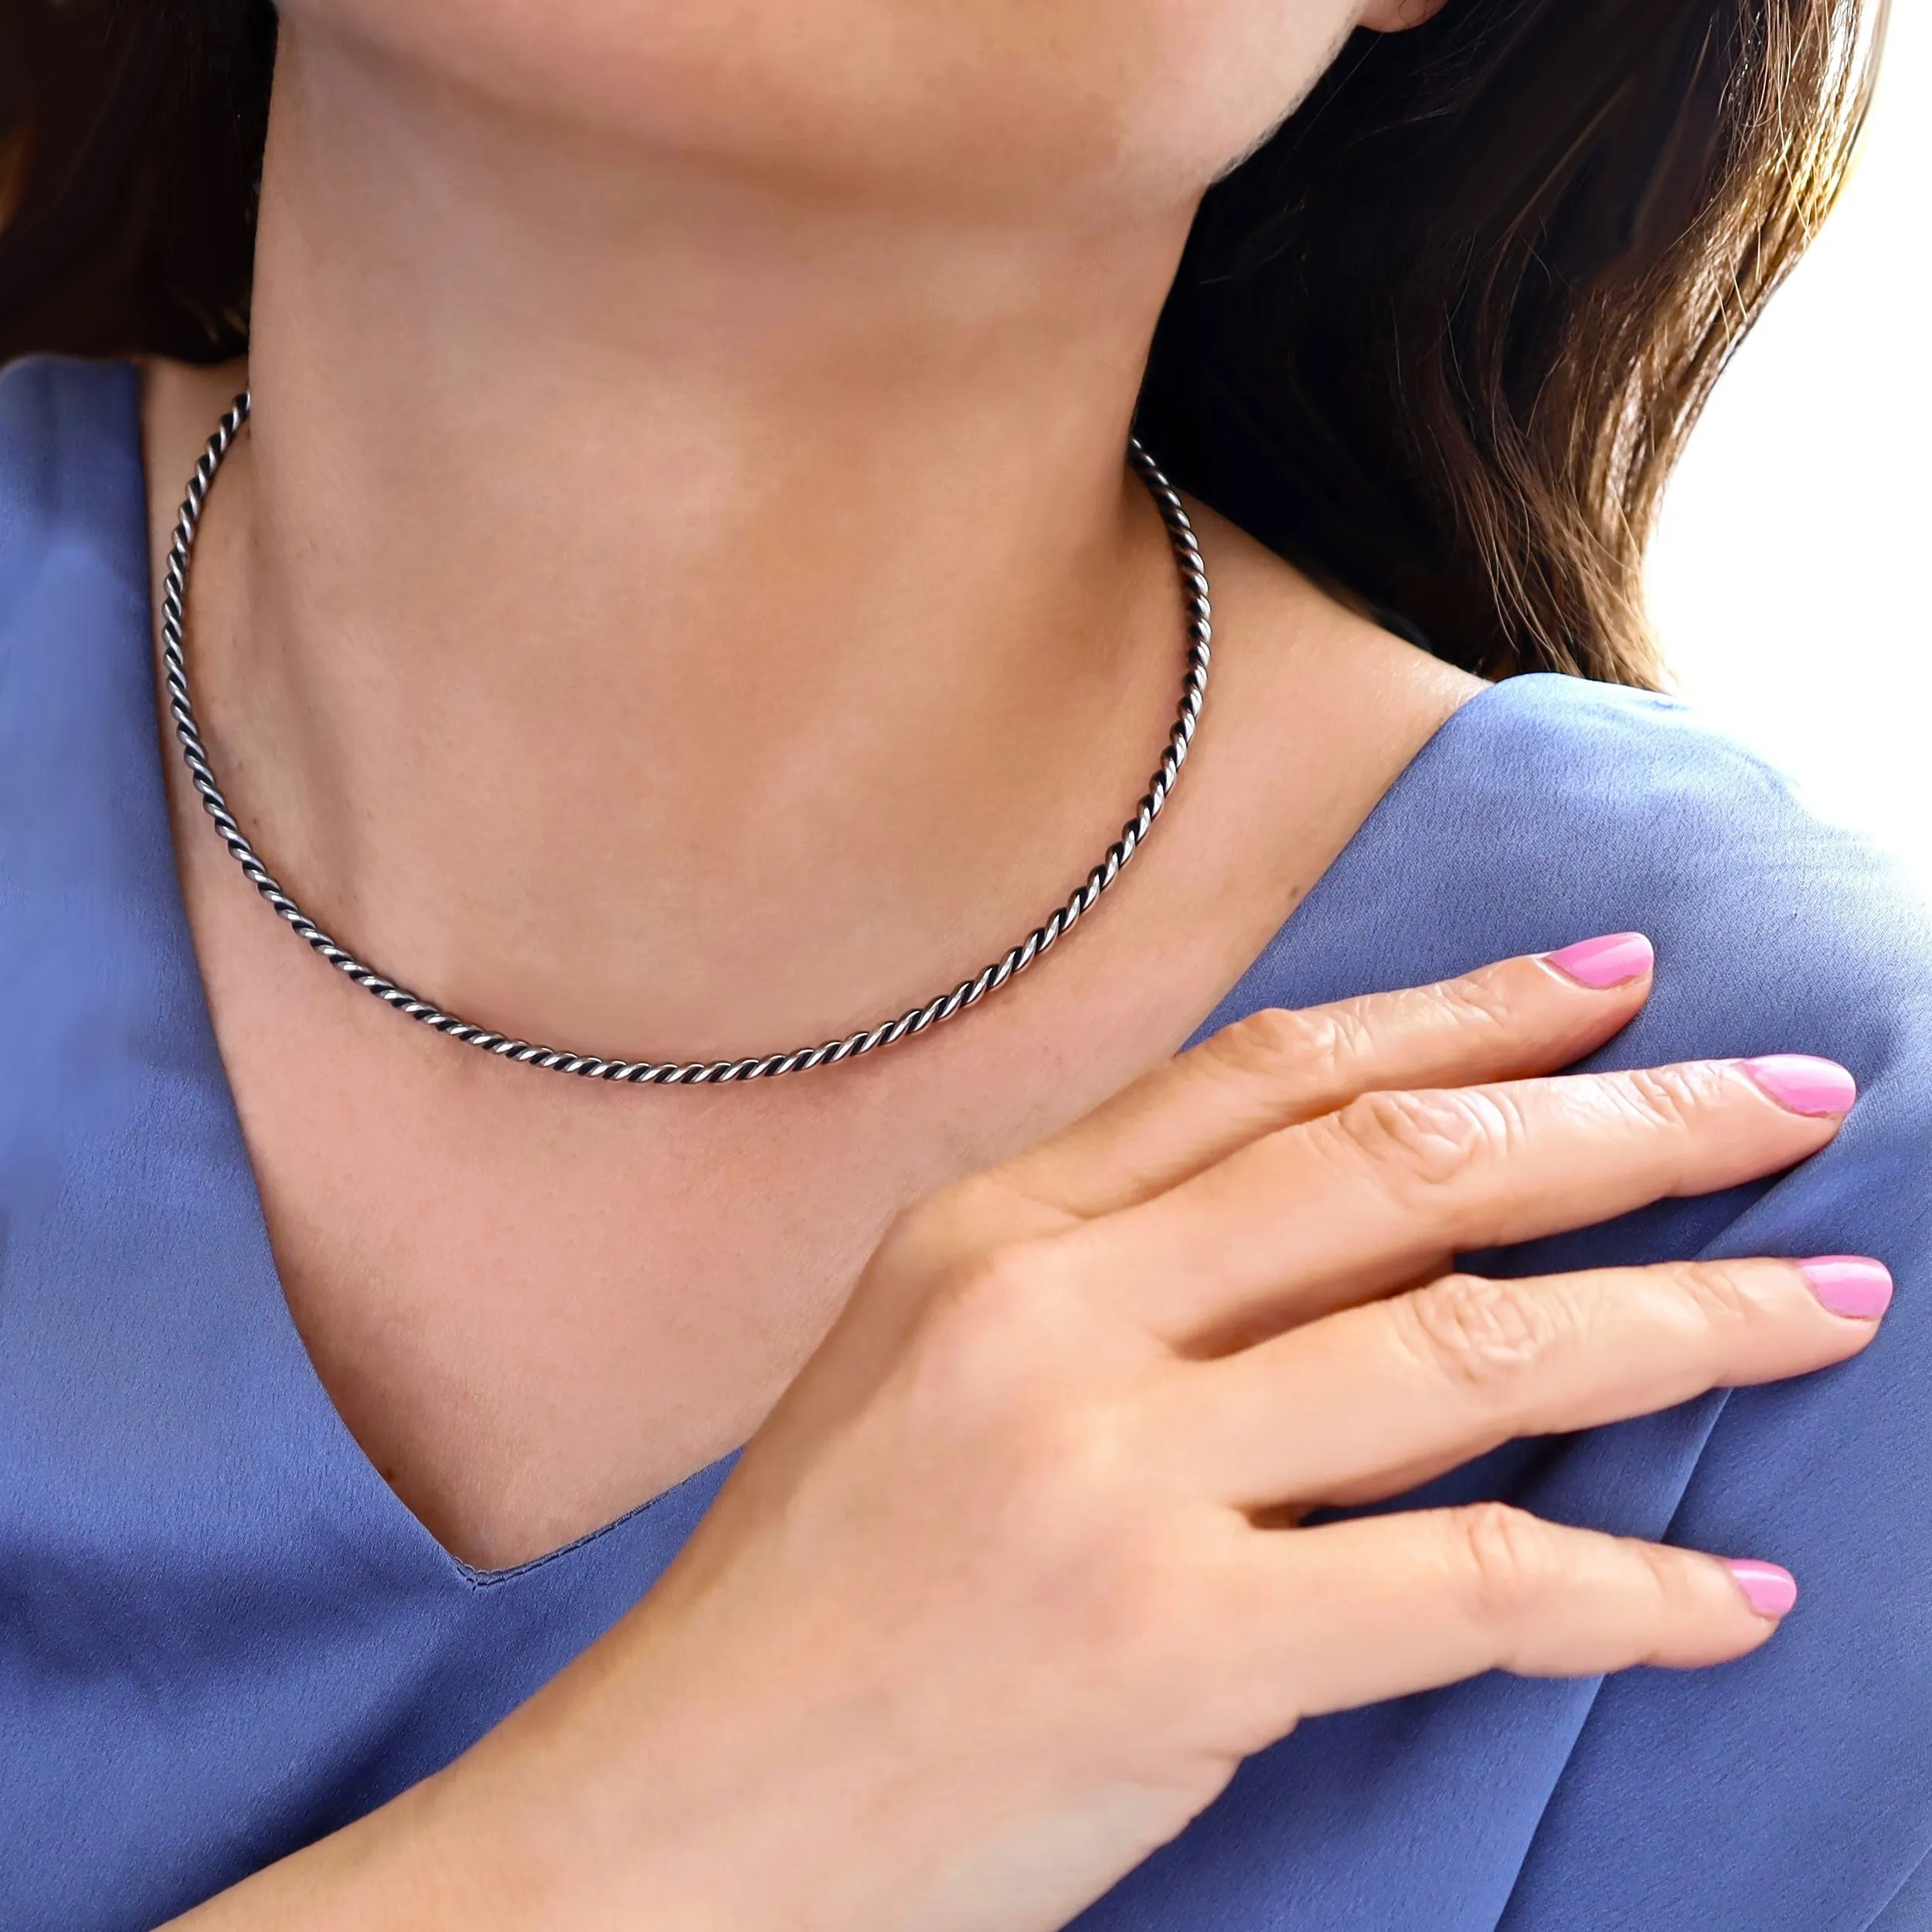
[3,355,1929,1930]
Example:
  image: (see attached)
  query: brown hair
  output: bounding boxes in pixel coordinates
[0,0,1884,685]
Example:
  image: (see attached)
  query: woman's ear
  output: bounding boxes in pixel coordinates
[1356,0,1451,29]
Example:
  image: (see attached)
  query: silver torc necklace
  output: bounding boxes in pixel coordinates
[162,393,1213,1085]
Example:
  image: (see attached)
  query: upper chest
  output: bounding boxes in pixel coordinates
[135,359,1478,1570]
[171,780,1300,1570]
[151,671,1476,1570]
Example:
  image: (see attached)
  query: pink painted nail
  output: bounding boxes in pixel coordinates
[1726,1560,1798,1619]
[1741,1055,1859,1117]
[1800,1256,1894,1320]
[1543,932,1655,989]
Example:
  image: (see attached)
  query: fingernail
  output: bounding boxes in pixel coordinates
[1741,1054,1859,1117]
[1800,1256,1893,1320]
[1543,932,1655,989]
[1725,1559,1798,1619]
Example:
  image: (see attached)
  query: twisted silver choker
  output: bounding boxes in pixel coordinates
[162,393,1213,1085]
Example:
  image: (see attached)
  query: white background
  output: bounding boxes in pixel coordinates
[1650,1,1932,889]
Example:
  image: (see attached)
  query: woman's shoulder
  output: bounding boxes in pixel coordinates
[1165,668,1932,1931]
[0,351,156,858]
[0,351,141,532]
[1217,660,1932,1274]
[1392,679,1932,1927]
[0,354,147,658]
[1413,669,1884,865]
[0,348,134,443]
[1398,669,1915,920]
[0,352,189,1191]
[1472,675,1928,1071]
[1446,678,1932,1930]
[1248,671,1932,1084]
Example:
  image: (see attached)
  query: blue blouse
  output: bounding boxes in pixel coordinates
[3,353,1930,1932]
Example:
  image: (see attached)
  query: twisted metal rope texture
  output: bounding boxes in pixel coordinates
[162,393,1213,1085]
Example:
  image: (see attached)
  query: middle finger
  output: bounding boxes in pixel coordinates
[1078,1054,1855,1345]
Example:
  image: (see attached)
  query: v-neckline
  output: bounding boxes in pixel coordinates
[121,359,1525,1586]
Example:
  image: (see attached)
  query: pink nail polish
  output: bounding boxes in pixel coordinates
[1726,1560,1798,1619]
[1543,932,1655,989]
[1741,1055,1859,1117]
[1800,1256,1894,1320]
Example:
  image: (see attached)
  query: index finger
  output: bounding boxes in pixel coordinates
[997,934,1657,1219]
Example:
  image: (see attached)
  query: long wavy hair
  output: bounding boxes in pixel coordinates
[0,0,1885,685]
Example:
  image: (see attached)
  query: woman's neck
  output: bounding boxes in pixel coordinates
[194,17,1203,1061]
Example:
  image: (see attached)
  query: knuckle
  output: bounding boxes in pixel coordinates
[913,1243,1111,1447]
[1424,968,1519,1039]
[866,1202,944,1291]
[1404,1272,1559,1395]
[1618,1061,1724,1134]
[1625,1532,1685,1604]
[1447,1502,1560,1620]
[874,1176,1000,1275]
[1329,1086,1509,1193]
[1204,1002,1369,1087]
[1672,1257,1774,1328]
[881,1168,1075,1280]
[938,1237,1067,1332]
[878,1186,959,1259]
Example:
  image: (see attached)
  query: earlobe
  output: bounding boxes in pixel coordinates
[1357,0,1451,31]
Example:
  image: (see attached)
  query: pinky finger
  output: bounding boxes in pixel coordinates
[1254,1503,1794,1723]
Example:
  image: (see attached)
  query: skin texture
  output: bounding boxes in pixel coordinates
[131,1,1858,1923]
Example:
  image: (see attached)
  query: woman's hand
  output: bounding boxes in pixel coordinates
[179,936,1880,1932]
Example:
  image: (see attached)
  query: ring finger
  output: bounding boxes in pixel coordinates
[1168,1253,1892,1509]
